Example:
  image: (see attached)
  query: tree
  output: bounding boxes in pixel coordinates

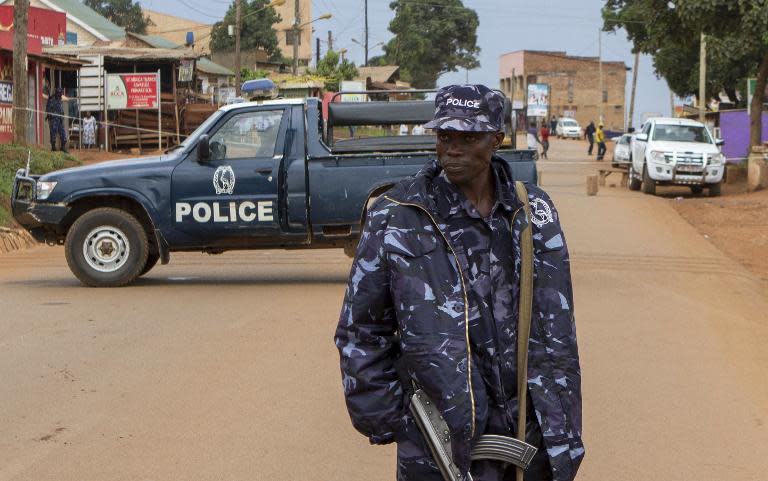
[209,0,281,61]
[12,0,28,145]
[84,0,148,34]
[604,0,768,147]
[313,49,358,92]
[382,0,479,88]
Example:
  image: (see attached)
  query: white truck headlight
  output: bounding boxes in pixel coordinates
[36,181,58,200]
[709,152,725,165]
[650,150,667,163]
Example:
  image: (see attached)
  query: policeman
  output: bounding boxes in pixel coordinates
[335,84,584,481]
[46,87,68,152]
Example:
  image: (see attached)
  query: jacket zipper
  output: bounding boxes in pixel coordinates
[384,195,476,438]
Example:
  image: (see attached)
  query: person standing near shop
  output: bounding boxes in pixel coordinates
[539,122,550,160]
[335,84,584,481]
[46,88,69,152]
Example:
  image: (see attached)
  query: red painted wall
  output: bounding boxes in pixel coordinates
[0,6,66,48]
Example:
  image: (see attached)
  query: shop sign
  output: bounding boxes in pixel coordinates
[106,73,159,110]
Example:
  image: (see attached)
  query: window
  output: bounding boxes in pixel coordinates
[285,30,301,46]
[209,110,284,160]
[602,89,608,103]
[567,77,574,103]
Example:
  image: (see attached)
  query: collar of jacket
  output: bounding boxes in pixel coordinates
[385,156,525,214]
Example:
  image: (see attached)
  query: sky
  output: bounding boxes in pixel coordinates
[138,0,673,127]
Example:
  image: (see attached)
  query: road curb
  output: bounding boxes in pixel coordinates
[0,227,38,255]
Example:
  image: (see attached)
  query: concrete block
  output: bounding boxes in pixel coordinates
[586,174,599,196]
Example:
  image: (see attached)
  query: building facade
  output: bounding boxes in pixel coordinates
[144,9,212,55]
[499,50,628,132]
[273,0,312,64]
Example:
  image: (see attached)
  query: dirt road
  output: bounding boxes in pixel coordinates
[1,138,767,480]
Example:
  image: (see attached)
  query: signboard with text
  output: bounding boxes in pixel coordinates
[526,83,549,117]
[106,73,160,110]
[0,80,12,141]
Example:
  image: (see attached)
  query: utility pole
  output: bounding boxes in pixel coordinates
[628,51,639,129]
[292,0,300,76]
[12,0,29,145]
[328,30,333,52]
[364,0,368,66]
[598,28,603,123]
[316,37,320,66]
[234,0,242,96]
[698,32,706,123]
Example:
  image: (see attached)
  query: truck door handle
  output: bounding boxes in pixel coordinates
[255,168,272,176]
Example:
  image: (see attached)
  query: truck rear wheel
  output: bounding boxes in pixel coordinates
[709,182,722,197]
[65,208,149,287]
[641,165,656,195]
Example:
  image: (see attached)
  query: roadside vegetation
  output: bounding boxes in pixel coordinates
[0,144,80,227]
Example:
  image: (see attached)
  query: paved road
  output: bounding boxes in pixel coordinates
[1,139,767,480]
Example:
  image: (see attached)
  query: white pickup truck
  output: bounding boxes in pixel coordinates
[628,117,725,196]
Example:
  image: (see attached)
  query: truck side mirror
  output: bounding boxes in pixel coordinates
[198,134,210,162]
[715,138,725,146]
[635,133,648,141]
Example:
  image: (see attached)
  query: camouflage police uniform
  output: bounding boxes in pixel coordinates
[46,88,67,151]
[335,85,584,481]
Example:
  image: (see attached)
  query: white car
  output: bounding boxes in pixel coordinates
[611,134,632,167]
[556,118,582,139]
[628,117,725,196]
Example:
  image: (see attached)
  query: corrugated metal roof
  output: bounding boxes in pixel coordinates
[126,32,179,50]
[45,45,200,60]
[42,0,125,41]
[197,57,234,76]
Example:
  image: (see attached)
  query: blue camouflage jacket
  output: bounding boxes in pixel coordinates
[335,157,583,481]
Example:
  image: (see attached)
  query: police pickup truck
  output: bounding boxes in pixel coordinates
[11,96,537,287]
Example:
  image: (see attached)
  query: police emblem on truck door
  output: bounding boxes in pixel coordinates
[213,166,236,195]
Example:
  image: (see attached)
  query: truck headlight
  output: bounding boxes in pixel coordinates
[650,150,667,163]
[36,181,58,200]
[709,152,725,165]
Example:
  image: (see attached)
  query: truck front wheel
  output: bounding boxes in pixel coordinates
[709,182,722,197]
[641,165,656,195]
[65,208,149,287]
[628,165,641,191]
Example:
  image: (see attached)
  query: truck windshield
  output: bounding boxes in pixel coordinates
[652,124,712,143]
[168,110,225,153]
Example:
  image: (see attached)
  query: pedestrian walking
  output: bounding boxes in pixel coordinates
[335,84,584,481]
[46,88,68,152]
[526,124,541,155]
[596,122,606,161]
[540,122,550,159]
[584,121,596,156]
[550,115,557,132]
[82,112,97,149]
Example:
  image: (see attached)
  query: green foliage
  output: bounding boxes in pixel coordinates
[603,0,768,103]
[311,50,358,92]
[240,67,271,81]
[84,0,148,34]
[209,0,282,61]
[0,145,80,226]
[382,0,480,88]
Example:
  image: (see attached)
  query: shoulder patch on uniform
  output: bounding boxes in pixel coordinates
[529,197,554,227]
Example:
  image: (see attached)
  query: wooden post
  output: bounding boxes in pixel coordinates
[134,64,142,154]
[12,0,29,144]
[104,70,109,152]
[157,69,162,151]
[172,63,180,145]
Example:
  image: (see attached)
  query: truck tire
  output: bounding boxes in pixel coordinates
[641,165,656,195]
[65,207,149,287]
[140,253,160,277]
[628,165,641,191]
[709,182,722,197]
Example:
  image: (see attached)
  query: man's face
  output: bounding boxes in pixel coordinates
[436,130,504,185]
